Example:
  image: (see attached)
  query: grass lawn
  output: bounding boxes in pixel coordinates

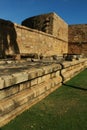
[1,69,87,130]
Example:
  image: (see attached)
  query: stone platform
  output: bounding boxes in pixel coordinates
[0,58,87,127]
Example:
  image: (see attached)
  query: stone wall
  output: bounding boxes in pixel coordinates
[62,59,87,82]
[52,13,68,42]
[0,61,62,127]
[0,19,20,58]
[22,13,68,42]
[0,59,87,127]
[0,18,68,58]
[0,13,87,58]
[16,24,68,56]
[68,24,87,56]
[22,13,54,34]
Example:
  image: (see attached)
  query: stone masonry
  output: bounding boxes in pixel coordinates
[22,13,54,34]
[68,24,87,56]
[0,12,87,58]
[0,59,87,127]
[22,12,68,42]
[0,12,87,127]
[0,13,68,58]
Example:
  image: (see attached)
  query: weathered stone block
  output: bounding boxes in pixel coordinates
[55,71,60,77]
[19,82,31,91]
[37,77,42,84]
[42,74,51,82]
[53,76,62,86]
[30,79,38,87]
[12,72,28,84]
[50,72,56,78]
[28,70,38,80]
[1,75,15,88]
[0,78,4,89]
[0,85,19,100]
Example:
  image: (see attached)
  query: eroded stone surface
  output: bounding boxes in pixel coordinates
[0,59,87,127]
[69,24,87,56]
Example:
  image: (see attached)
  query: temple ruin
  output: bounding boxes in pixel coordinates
[0,12,87,127]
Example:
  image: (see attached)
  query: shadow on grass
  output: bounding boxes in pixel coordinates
[63,83,87,91]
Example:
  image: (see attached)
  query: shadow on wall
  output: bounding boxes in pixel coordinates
[0,19,20,58]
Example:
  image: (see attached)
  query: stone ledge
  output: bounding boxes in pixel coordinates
[0,59,87,127]
[0,62,61,90]
[0,76,62,118]
[0,82,61,127]
[0,69,61,100]
[62,59,87,68]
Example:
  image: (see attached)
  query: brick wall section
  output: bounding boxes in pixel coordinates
[0,18,68,57]
[68,24,87,56]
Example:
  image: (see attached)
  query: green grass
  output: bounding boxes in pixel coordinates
[1,69,87,130]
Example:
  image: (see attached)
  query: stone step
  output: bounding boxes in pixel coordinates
[62,67,84,82]
[0,70,60,101]
[0,63,61,90]
[0,76,62,127]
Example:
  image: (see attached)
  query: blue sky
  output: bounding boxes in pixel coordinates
[0,0,87,25]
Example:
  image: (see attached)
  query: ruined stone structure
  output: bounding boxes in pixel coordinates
[22,12,68,41]
[0,12,87,127]
[22,13,87,57]
[68,24,87,56]
[0,13,68,59]
[0,59,87,127]
[0,13,87,58]
[0,19,20,58]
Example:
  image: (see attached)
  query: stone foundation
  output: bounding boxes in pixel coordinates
[0,59,87,127]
